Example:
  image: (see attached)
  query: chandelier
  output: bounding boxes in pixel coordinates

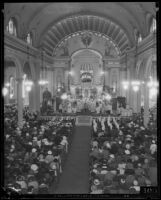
[81,72,92,83]
[38,50,48,86]
[80,63,93,83]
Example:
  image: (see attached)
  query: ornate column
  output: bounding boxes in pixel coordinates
[119,68,127,97]
[102,60,105,90]
[33,61,41,113]
[16,77,23,128]
[144,78,149,127]
[133,91,138,113]
[68,60,71,92]
[29,87,34,112]
[137,87,142,113]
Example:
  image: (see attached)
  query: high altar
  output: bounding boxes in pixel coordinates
[70,49,104,99]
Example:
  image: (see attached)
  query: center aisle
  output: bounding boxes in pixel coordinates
[55,126,91,194]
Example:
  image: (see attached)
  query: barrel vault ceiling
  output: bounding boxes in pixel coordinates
[4,2,157,56]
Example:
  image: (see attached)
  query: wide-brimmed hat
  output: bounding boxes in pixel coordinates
[47,150,52,155]
[102,165,108,169]
[94,179,100,186]
[120,178,126,183]
[50,162,57,170]
[110,170,117,175]
[119,131,123,135]
[125,150,130,155]
[32,148,37,153]
[138,163,142,167]
[110,154,115,158]
[31,164,38,171]
[101,170,108,174]
[126,134,132,138]
[33,137,37,141]
[92,169,98,174]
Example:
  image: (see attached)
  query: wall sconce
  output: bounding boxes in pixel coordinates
[2,87,8,96]
[132,81,140,92]
[122,81,129,90]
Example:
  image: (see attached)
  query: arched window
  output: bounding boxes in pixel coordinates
[150,18,156,33]
[6,18,17,36]
[26,32,33,45]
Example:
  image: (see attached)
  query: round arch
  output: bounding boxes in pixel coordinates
[5,14,22,38]
[145,54,156,79]
[22,60,36,81]
[71,48,103,59]
[4,55,22,78]
[146,12,152,34]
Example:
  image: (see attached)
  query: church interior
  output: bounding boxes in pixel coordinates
[3,2,158,196]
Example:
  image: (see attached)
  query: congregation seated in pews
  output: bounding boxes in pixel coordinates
[89,115,157,194]
[4,104,75,194]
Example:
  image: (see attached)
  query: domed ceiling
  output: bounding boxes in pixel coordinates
[4,2,157,56]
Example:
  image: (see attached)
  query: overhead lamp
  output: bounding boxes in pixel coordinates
[24,80,33,86]
[10,93,14,98]
[122,81,129,90]
[25,85,32,92]
[149,87,158,98]
[131,80,140,92]
[131,81,140,86]
[147,80,158,88]
[38,80,49,85]
[68,71,73,75]
[100,71,104,75]
[133,85,139,92]
[5,82,10,87]
[2,87,8,96]
[105,93,111,100]
[57,88,61,92]
[61,93,68,100]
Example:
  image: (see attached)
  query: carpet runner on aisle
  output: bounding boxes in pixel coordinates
[54,126,91,194]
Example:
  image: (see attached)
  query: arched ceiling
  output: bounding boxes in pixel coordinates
[42,15,130,56]
[4,2,157,56]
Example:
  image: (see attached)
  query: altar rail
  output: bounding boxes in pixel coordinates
[39,113,141,121]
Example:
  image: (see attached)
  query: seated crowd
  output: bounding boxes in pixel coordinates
[4,104,75,194]
[89,114,157,194]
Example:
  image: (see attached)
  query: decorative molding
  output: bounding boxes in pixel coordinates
[4,31,53,64]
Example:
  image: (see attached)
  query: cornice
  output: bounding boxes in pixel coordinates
[120,33,156,63]
[4,31,54,64]
[4,31,156,68]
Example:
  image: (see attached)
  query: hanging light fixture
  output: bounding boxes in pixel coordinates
[122,50,129,90]
[24,46,33,92]
[132,32,140,92]
[2,87,9,96]
[38,50,48,86]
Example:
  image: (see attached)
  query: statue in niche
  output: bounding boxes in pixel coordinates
[81,32,93,48]
[105,41,116,57]
[43,88,52,102]
[61,41,69,56]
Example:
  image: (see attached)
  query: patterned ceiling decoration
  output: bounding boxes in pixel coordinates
[42,15,130,56]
